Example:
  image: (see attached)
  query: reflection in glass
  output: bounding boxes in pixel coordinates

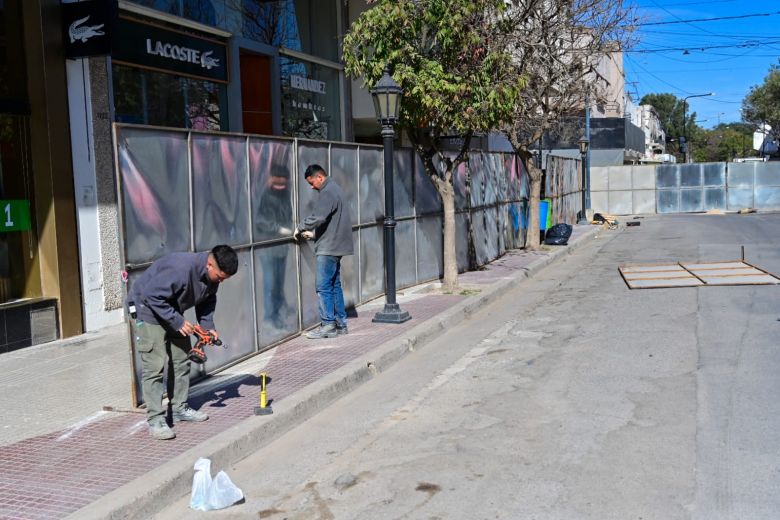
[250,139,295,242]
[255,243,299,345]
[113,64,226,131]
[280,56,341,140]
[192,135,250,249]
[118,128,190,263]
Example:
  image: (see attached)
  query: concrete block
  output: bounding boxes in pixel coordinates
[632,165,656,190]
[590,166,609,191]
[590,191,609,214]
[632,190,656,214]
[608,190,633,215]
[608,167,632,191]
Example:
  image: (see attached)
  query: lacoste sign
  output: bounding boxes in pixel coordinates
[62,0,115,58]
[145,39,221,71]
[113,17,228,83]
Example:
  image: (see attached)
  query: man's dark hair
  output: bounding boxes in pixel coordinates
[304,164,327,178]
[211,245,239,275]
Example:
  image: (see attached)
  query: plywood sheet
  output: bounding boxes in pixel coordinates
[619,260,780,289]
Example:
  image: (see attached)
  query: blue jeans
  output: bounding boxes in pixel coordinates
[315,255,346,327]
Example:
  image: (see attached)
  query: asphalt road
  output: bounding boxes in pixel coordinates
[153,213,780,520]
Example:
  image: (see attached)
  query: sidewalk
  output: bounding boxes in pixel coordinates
[0,225,603,520]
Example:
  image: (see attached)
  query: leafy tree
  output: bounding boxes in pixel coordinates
[502,0,636,249]
[639,93,701,162]
[343,0,523,290]
[695,123,753,162]
[742,61,780,153]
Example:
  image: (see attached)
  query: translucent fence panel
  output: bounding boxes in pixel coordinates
[249,138,295,243]
[415,155,442,214]
[396,220,417,289]
[298,243,319,328]
[360,225,384,302]
[117,127,190,264]
[755,187,780,210]
[455,212,469,272]
[204,249,255,369]
[254,243,300,347]
[297,141,329,222]
[393,150,415,218]
[192,134,250,250]
[359,148,383,224]
[417,215,443,282]
[330,145,359,226]
[469,154,485,207]
[704,188,726,210]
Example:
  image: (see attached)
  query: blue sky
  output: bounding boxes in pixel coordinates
[625,0,779,128]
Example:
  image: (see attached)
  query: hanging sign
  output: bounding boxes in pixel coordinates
[62,0,116,59]
[1,200,32,232]
[112,17,228,83]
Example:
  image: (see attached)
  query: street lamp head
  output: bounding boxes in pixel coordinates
[371,66,403,127]
[578,136,590,155]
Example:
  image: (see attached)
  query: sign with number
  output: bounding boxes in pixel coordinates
[1,200,32,232]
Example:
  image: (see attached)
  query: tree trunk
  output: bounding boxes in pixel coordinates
[438,179,458,292]
[519,151,543,251]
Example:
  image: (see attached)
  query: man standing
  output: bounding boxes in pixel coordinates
[296,164,354,339]
[128,245,238,440]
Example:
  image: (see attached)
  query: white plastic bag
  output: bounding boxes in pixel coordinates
[190,457,244,511]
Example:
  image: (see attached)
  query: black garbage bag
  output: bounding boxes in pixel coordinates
[544,223,573,245]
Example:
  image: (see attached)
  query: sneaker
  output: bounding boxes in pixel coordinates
[306,323,338,339]
[149,421,176,440]
[336,324,348,335]
[173,405,209,422]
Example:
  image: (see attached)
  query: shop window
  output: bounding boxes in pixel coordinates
[237,0,339,62]
[280,56,341,140]
[113,64,228,131]
[128,0,221,25]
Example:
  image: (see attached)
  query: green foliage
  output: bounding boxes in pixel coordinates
[343,0,523,152]
[742,62,780,140]
[640,92,703,161]
[693,123,754,162]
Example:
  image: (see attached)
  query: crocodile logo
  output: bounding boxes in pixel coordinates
[69,16,105,44]
[200,51,220,70]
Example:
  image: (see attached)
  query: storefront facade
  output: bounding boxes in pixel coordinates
[1,0,83,350]
[67,0,349,331]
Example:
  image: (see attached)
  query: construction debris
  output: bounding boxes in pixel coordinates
[738,208,757,214]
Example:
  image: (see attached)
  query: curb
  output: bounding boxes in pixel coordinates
[68,226,603,520]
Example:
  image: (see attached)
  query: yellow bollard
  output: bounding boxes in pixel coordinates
[254,372,273,415]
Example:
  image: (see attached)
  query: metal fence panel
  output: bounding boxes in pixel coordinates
[657,189,680,213]
[118,127,190,264]
[249,138,295,243]
[656,165,680,188]
[192,135,251,250]
[254,243,300,347]
[331,145,359,225]
[359,148,383,224]
[359,225,384,302]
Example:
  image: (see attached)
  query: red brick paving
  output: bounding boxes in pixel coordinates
[0,236,588,519]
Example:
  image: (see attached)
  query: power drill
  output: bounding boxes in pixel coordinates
[188,325,226,364]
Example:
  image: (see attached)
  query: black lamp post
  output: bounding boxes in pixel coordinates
[578,136,589,225]
[371,67,410,324]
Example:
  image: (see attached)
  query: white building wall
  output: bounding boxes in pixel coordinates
[66,59,123,331]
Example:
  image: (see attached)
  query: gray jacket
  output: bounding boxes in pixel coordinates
[300,177,354,256]
[128,251,219,331]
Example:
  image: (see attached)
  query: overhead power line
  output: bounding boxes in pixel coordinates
[633,11,780,26]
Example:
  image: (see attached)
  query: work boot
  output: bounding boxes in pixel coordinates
[173,405,209,422]
[336,323,348,335]
[149,421,176,440]
[306,323,338,339]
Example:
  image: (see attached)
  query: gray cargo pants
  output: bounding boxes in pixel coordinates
[134,320,192,425]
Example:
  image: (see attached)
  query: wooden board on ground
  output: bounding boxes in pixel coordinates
[619,260,780,289]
